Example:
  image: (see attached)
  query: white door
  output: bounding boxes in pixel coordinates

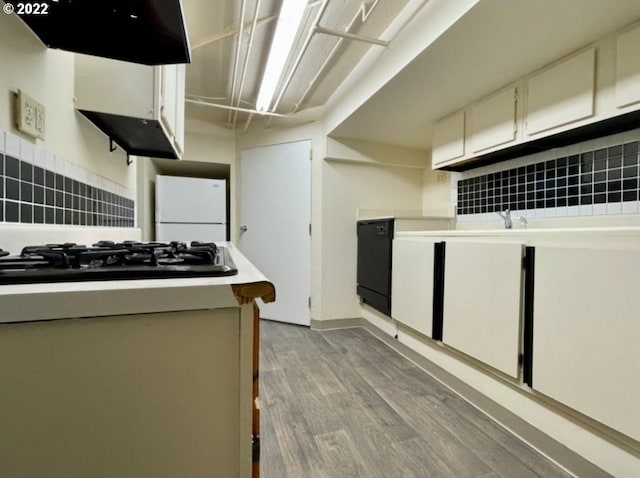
[239,140,311,326]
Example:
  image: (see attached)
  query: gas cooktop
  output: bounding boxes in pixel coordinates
[0,241,238,285]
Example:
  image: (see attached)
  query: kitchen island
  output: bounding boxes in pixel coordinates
[0,243,271,478]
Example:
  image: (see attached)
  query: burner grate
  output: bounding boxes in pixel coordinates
[0,241,236,284]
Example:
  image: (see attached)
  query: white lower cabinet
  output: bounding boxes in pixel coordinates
[533,246,640,442]
[391,232,640,445]
[442,241,524,378]
[391,238,437,337]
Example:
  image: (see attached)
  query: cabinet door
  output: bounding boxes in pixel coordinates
[615,24,640,108]
[442,241,523,378]
[160,64,178,143]
[432,111,465,167]
[469,86,518,154]
[75,54,155,118]
[174,64,186,156]
[533,246,640,441]
[159,64,185,158]
[525,49,596,136]
[391,238,435,337]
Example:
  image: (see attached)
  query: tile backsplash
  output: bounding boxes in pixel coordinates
[0,130,135,227]
[455,129,640,221]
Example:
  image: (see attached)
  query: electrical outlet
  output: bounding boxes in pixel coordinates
[35,103,45,139]
[437,172,447,183]
[16,89,45,140]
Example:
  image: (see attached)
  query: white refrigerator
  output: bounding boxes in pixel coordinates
[155,175,227,243]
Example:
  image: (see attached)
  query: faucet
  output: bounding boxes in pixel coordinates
[497,209,512,229]
[518,216,528,229]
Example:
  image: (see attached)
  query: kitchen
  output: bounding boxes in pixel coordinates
[1,0,640,477]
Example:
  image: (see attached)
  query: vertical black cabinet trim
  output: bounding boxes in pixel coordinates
[432,241,446,341]
[523,246,536,387]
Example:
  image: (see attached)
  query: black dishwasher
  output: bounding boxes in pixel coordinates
[356,219,394,316]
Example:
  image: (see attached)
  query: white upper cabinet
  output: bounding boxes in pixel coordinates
[160,64,186,157]
[75,54,157,119]
[430,21,640,170]
[74,54,186,159]
[525,48,596,137]
[469,84,519,154]
[431,111,465,167]
[615,24,640,109]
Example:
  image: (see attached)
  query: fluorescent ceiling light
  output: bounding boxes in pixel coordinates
[255,0,307,112]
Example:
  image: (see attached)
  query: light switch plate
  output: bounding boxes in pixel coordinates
[16,89,45,140]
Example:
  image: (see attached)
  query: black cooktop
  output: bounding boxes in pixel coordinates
[0,241,237,285]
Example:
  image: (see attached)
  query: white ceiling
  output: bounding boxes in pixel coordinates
[182,0,408,130]
[181,0,640,151]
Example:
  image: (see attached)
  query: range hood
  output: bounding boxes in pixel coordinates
[78,111,178,160]
[7,0,191,65]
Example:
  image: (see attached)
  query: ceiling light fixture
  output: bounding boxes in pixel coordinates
[255,0,307,112]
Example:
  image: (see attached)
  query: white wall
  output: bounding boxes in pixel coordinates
[136,160,160,242]
[183,119,236,165]
[422,166,454,216]
[321,160,423,320]
[0,13,135,191]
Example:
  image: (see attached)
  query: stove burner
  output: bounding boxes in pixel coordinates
[0,241,237,284]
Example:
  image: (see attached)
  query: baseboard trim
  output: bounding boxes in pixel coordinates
[310,317,364,330]
[360,321,612,478]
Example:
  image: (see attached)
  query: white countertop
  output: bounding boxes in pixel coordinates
[396,226,640,250]
[398,226,640,237]
[0,243,274,324]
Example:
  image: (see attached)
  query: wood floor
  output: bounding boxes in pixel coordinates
[259,320,573,478]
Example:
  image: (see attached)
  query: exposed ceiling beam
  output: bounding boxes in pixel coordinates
[227,0,249,123]
[232,0,263,127]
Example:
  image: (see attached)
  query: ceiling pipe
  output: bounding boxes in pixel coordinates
[284,0,381,121]
[232,0,263,128]
[227,0,249,125]
[186,94,228,102]
[191,15,276,49]
[313,25,389,47]
[185,98,291,118]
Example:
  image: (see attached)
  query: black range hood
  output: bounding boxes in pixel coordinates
[7,0,191,65]
[78,110,179,160]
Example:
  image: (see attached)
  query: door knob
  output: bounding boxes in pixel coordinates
[240,225,248,232]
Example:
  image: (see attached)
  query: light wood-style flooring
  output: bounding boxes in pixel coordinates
[259,320,573,478]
